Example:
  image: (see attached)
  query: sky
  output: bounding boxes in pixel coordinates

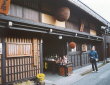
[79,0,110,22]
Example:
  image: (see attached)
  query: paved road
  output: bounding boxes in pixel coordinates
[71,63,110,85]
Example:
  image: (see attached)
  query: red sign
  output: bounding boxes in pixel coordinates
[0,0,11,15]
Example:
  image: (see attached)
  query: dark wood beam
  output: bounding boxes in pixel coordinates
[0,14,103,41]
[1,37,6,84]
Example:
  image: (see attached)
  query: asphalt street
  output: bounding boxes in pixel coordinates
[71,63,110,85]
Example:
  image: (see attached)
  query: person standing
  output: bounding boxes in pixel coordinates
[89,46,99,72]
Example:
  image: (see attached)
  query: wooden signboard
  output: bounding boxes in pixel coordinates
[82,44,87,52]
[32,38,40,66]
[41,13,65,28]
[0,0,11,14]
[90,29,96,36]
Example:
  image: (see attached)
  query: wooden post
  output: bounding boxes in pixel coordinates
[103,35,107,63]
[80,52,82,66]
[1,37,6,84]
[40,39,43,73]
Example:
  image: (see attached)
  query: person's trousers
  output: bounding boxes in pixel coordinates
[91,59,98,71]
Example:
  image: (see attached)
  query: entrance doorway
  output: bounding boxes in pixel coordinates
[107,43,110,58]
[43,35,67,73]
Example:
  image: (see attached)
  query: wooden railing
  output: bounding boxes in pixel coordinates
[68,51,90,69]
[81,52,90,66]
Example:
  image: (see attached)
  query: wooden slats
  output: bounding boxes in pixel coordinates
[6,56,40,83]
[4,37,40,84]
[6,43,32,57]
[6,37,33,57]
[11,0,39,10]
[65,21,79,31]
[32,38,40,66]
[9,4,40,22]
[68,52,90,69]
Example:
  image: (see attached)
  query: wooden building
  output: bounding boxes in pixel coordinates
[0,0,109,84]
[105,35,110,58]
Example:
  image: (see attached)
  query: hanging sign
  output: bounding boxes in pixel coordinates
[82,44,87,52]
[0,0,11,15]
[0,43,2,54]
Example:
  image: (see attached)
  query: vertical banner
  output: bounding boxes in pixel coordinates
[32,38,39,66]
[0,0,11,15]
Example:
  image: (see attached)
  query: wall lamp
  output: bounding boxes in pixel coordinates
[101,25,110,34]
[101,26,106,30]
[8,21,13,27]
[49,29,53,33]
[88,36,90,39]
[75,33,77,37]
[58,35,63,39]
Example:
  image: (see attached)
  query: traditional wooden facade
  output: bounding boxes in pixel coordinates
[0,0,109,84]
[104,35,110,58]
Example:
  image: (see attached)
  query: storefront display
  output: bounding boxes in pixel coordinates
[59,63,73,76]
[44,55,73,76]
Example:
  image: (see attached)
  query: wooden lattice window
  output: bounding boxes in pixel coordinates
[6,43,32,57]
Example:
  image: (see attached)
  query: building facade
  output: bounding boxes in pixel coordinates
[0,0,109,84]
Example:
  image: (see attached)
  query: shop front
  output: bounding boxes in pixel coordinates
[0,28,43,84]
[0,15,104,84]
[42,33,103,76]
[0,0,106,84]
[43,35,73,76]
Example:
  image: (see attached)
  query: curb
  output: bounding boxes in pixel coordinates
[80,62,106,76]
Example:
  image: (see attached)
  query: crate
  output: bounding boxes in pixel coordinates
[59,63,73,76]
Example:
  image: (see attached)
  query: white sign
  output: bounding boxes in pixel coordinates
[82,44,87,52]
[0,43,2,54]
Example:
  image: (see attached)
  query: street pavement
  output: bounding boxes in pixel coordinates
[71,63,110,85]
[45,62,104,85]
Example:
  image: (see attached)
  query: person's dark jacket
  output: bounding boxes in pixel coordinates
[89,50,98,59]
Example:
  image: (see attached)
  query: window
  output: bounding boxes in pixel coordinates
[6,43,32,57]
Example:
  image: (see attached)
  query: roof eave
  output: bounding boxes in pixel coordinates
[68,0,109,26]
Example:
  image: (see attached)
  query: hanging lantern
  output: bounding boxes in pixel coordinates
[69,42,76,48]
[55,7,70,21]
